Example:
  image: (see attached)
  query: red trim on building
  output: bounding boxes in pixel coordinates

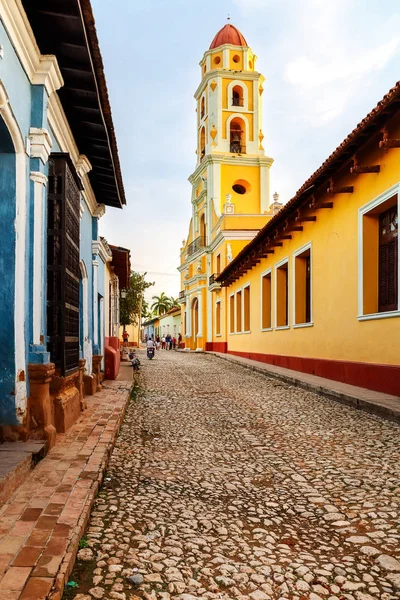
[205,342,228,353]
[224,351,400,396]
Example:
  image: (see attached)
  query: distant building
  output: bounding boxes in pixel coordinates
[0,1,128,442]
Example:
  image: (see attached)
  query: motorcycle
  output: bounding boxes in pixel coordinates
[147,346,155,360]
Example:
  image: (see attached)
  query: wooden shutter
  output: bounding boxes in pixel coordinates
[47,153,83,375]
[379,205,398,312]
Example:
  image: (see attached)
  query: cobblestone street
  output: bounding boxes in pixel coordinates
[71,350,400,600]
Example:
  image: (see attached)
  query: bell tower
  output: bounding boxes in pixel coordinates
[179,23,275,351]
[194,22,273,215]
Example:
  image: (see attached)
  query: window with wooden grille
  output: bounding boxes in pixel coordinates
[236,290,242,333]
[47,153,82,375]
[361,194,398,317]
[215,301,221,336]
[379,205,398,312]
[294,246,312,325]
[261,271,272,330]
[229,294,235,333]
[243,285,250,332]
[276,261,289,327]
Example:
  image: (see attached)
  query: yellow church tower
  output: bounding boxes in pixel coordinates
[179,23,278,351]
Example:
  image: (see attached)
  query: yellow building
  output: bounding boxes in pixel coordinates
[216,82,400,396]
[179,24,279,350]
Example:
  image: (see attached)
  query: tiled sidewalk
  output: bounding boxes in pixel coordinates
[210,352,400,424]
[0,380,131,600]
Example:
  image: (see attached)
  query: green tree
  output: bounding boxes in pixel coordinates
[151,292,171,316]
[120,271,154,330]
[168,296,180,309]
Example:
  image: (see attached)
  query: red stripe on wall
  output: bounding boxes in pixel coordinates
[205,342,228,353]
[205,344,400,396]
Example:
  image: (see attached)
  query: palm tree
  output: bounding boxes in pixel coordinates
[168,296,180,309]
[151,292,171,316]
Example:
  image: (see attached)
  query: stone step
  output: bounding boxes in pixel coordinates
[0,441,46,506]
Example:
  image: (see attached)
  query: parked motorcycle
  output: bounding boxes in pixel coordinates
[131,354,140,371]
[147,347,155,360]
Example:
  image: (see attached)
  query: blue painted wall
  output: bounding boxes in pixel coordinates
[79,200,94,357]
[0,19,31,140]
[0,148,17,425]
[0,15,112,425]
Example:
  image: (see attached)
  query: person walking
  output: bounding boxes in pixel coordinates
[161,336,166,350]
[172,336,177,349]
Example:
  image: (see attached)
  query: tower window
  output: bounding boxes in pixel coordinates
[232,86,244,107]
[213,56,221,65]
[230,118,246,154]
[232,179,251,195]
[200,126,205,159]
[200,97,205,119]
[233,54,240,63]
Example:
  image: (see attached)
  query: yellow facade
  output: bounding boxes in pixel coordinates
[179,25,277,351]
[216,99,400,395]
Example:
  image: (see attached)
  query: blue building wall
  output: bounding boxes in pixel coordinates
[0,15,111,426]
[0,19,31,140]
[79,200,94,362]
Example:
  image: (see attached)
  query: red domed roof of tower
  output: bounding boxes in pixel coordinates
[209,24,248,49]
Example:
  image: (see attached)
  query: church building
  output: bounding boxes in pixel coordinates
[179,24,279,351]
[180,24,399,396]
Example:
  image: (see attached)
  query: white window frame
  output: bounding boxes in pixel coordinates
[260,267,272,332]
[292,242,313,329]
[215,299,222,337]
[229,292,235,335]
[358,183,400,321]
[227,81,248,112]
[235,287,243,334]
[275,257,290,330]
[243,283,251,333]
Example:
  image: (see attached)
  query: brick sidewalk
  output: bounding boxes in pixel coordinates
[210,352,400,424]
[0,380,132,600]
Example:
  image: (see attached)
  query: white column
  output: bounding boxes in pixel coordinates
[30,171,47,345]
[93,259,99,347]
[197,292,203,337]
[99,297,104,369]
[186,297,192,337]
[260,163,270,214]
[222,48,229,69]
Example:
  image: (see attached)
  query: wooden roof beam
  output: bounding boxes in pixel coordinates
[379,127,400,150]
[350,155,380,174]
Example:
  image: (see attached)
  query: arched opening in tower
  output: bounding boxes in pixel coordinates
[230,118,245,153]
[200,126,205,159]
[232,86,244,107]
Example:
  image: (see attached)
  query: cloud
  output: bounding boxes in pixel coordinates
[285,38,399,88]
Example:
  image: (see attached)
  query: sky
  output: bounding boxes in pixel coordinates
[94,0,400,306]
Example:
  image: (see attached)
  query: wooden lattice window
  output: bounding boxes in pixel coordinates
[379,205,398,312]
[47,153,83,375]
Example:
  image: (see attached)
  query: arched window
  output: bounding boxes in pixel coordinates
[200,126,205,159]
[232,85,244,107]
[200,213,206,243]
[200,97,205,119]
[230,118,246,154]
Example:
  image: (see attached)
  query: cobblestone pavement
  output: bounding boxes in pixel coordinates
[71,350,400,600]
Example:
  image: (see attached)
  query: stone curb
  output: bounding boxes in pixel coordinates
[207,352,400,426]
[49,384,132,600]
